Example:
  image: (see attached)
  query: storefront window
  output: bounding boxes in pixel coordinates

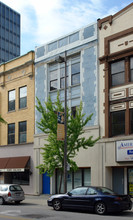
[128,168,133,197]
[11,170,29,185]
[84,168,91,186]
[74,169,82,188]
[56,168,91,193]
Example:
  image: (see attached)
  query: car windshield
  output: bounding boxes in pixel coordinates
[96,187,115,195]
[9,185,23,191]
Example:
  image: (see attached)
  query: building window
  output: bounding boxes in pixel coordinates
[19,86,27,109]
[71,62,80,85]
[8,123,15,144]
[60,67,69,89]
[49,65,58,91]
[130,57,133,82]
[111,111,125,136]
[11,170,29,185]
[19,121,27,143]
[56,168,91,193]
[111,60,125,86]
[8,90,15,111]
[71,106,76,118]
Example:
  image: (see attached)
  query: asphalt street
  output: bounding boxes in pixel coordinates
[0,194,132,220]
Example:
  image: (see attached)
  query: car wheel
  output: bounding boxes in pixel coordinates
[53,199,62,211]
[95,202,106,215]
[0,197,4,205]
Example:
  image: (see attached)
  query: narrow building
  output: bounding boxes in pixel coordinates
[34,23,99,194]
[98,3,133,196]
[0,51,35,194]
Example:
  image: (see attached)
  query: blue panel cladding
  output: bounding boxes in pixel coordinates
[58,37,68,48]
[82,47,97,126]
[36,46,45,58]
[35,64,46,134]
[69,32,79,44]
[83,25,95,39]
[48,41,57,52]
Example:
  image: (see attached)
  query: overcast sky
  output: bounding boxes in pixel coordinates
[1,0,133,55]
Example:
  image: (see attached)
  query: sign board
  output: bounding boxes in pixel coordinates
[116,140,133,162]
[0,168,25,172]
[57,112,65,141]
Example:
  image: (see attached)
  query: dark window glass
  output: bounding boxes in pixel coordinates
[60,77,68,89]
[130,57,133,82]
[2,5,5,16]
[19,121,27,143]
[71,106,76,118]
[5,7,9,19]
[11,170,29,185]
[130,109,133,134]
[111,60,125,86]
[9,10,13,20]
[19,86,27,109]
[8,123,15,144]
[16,14,20,25]
[71,62,80,85]
[111,111,125,136]
[8,90,15,111]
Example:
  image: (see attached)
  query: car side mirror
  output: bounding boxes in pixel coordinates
[67,192,72,196]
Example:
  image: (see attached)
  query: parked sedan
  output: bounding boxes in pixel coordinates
[0,184,25,205]
[47,186,132,215]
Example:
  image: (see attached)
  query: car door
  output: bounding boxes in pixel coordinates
[63,187,88,209]
[83,187,98,210]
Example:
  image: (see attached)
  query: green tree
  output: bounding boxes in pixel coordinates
[36,93,99,192]
[0,115,6,124]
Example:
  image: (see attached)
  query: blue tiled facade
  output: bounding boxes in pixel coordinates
[82,46,98,126]
[35,22,98,134]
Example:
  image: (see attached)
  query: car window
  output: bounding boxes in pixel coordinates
[97,187,115,195]
[10,185,23,191]
[87,187,97,195]
[70,187,88,195]
[1,186,8,191]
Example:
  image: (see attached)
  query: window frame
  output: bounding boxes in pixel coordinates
[49,65,58,91]
[71,62,80,86]
[8,123,15,144]
[8,89,15,112]
[110,60,125,87]
[19,121,27,144]
[19,86,27,109]
[110,110,125,137]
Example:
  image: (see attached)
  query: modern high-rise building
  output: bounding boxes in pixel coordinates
[0,1,20,63]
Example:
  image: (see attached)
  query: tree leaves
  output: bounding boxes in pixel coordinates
[36,93,100,178]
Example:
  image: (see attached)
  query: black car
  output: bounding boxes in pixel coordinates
[47,186,132,215]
